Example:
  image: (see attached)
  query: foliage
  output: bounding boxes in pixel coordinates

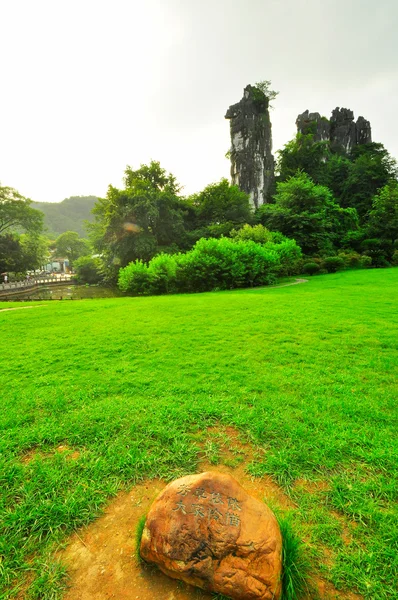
[89,161,186,281]
[277,134,331,184]
[275,135,398,239]
[268,238,302,276]
[0,234,23,274]
[0,184,43,235]
[147,253,177,294]
[1,269,397,598]
[302,262,320,276]
[73,256,103,284]
[278,517,313,600]
[0,233,49,274]
[360,238,392,268]
[230,223,278,244]
[340,143,398,221]
[321,256,345,273]
[54,231,90,265]
[367,181,398,247]
[118,259,152,295]
[118,237,284,295]
[258,172,358,255]
[186,179,252,238]
[254,80,279,107]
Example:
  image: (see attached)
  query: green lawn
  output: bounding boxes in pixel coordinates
[1,269,397,599]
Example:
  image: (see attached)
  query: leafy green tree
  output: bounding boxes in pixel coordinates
[339,143,398,222]
[73,256,103,284]
[258,172,358,255]
[0,185,43,235]
[90,161,187,280]
[254,80,279,107]
[0,234,22,274]
[367,181,398,247]
[277,133,331,184]
[19,234,50,270]
[186,179,252,241]
[55,231,90,265]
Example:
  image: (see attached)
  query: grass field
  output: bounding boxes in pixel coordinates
[1,269,397,599]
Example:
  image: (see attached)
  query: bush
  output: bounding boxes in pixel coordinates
[321,256,345,273]
[269,239,302,276]
[175,237,280,292]
[73,256,103,284]
[118,260,152,294]
[147,254,177,294]
[118,236,288,295]
[392,250,398,266]
[338,252,362,269]
[361,238,392,267]
[302,262,320,276]
[359,254,372,268]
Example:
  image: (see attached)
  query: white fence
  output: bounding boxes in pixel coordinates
[0,276,72,294]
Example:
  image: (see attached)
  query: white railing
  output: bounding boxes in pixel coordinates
[0,276,73,293]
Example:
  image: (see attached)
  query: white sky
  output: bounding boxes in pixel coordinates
[1,0,397,203]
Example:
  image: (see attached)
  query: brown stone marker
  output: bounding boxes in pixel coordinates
[140,471,282,600]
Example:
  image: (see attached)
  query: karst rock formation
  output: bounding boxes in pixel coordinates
[225,85,275,209]
[296,107,372,152]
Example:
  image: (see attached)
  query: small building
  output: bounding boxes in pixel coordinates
[43,258,70,273]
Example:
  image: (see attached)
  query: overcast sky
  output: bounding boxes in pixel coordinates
[1,0,397,203]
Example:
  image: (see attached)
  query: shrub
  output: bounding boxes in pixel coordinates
[175,237,280,292]
[337,252,362,269]
[230,223,275,244]
[392,250,398,266]
[321,256,345,273]
[269,239,302,276]
[118,260,152,294]
[361,238,392,267]
[73,256,103,284]
[359,254,372,268]
[147,254,177,295]
[302,262,320,276]
[118,237,285,295]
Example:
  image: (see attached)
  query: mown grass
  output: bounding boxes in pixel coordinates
[0,269,397,599]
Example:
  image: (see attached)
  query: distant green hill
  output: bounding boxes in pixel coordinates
[33,196,97,238]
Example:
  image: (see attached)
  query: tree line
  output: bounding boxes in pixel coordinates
[1,128,397,288]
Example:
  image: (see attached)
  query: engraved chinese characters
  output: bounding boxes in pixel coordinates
[173,482,242,527]
[140,472,282,600]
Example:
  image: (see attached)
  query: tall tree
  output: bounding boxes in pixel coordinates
[89,161,187,280]
[0,185,43,235]
[258,171,358,255]
[339,143,398,222]
[54,231,90,265]
[185,179,252,241]
[367,181,398,248]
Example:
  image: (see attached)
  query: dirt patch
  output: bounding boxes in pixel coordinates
[60,480,211,600]
[0,304,46,312]
[58,426,361,600]
[21,444,81,464]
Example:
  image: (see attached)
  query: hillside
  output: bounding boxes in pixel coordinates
[33,196,97,238]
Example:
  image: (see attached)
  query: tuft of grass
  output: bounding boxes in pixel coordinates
[135,514,147,563]
[278,517,314,600]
